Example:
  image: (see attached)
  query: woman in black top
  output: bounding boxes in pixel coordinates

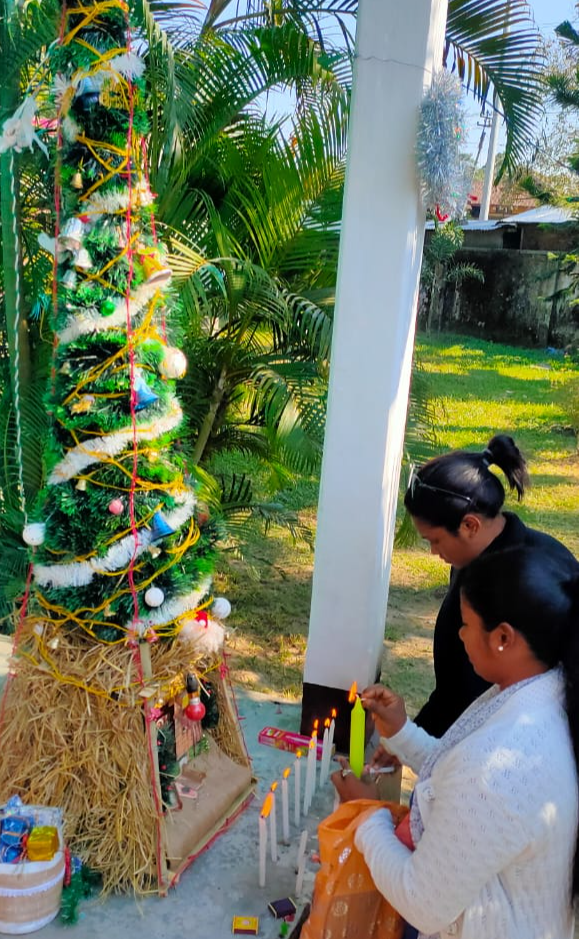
[404,433,579,737]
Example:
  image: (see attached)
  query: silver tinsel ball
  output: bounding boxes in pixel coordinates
[22,522,46,546]
[212,597,231,619]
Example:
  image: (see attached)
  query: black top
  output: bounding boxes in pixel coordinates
[413,512,579,738]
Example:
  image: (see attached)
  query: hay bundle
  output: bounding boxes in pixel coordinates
[0,620,244,895]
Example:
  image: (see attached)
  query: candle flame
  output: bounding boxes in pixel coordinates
[296,750,303,759]
[270,781,278,793]
[331,708,337,719]
[324,718,330,729]
[348,682,358,703]
[283,767,291,779]
[309,737,315,750]
[260,793,273,819]
[313,718,319,731]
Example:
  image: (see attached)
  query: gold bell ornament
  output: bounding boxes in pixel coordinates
[137,246,172,287]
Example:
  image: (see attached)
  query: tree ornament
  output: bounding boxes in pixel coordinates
[416,70,471,220]
[184,696,206,722]
[134,374,159,411]
[0,96,48,158]
[70,395,95,414]
[159,347,187,380]
[148,544,162,559]
[137,246,172,286]
[212,597,232,620]
[75,478,87,491]
[73,76,101,114]
[74,247,93,270]
[60,217,85,253]
[144,586,164,608]
[108,498,124,515]
[100,299,116,317]
[149,511,175,541]
[23,522,46,546]
[62,270,78,291]
[71,171,83,190]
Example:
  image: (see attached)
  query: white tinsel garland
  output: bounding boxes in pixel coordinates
[34,490,196,589]
[57,280,159,345]
[82,183,153,222]
[128,579,212,631]
[416,70,471,220]
[47,399,183,484]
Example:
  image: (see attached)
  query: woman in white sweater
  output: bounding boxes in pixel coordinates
[337,546,579,939]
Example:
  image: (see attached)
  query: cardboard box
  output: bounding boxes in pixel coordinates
[258,727,332,761]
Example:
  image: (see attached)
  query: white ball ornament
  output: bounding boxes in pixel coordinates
[144,586,165,608]
[159,347,187,380]
[212,597,231,620]
[23,522,46,546]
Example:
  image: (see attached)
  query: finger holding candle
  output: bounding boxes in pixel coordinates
[281,767,291,844]
[269,782,279,862]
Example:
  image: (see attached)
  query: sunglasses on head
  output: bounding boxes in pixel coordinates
[407,464,476,507]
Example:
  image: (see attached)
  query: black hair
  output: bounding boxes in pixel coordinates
[404,434,529,533]
[461,546,579,901]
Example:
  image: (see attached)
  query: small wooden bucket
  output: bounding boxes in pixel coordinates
[0,852,65,935]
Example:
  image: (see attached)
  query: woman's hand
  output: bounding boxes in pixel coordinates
[367,743,400,771]
[331,757,376,803]
[361,684,407,739]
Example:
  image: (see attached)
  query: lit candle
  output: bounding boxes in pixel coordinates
[349,682,365,778]
[295,829,308,898]
[269,782,278,862]
[320,718,331,785]
[281,767,291,844]
[328,708,337,755]
[294,750,302,827]
[303,734,316,815]
[259,793,272,887]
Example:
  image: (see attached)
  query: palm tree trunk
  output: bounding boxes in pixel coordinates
[191,364,228,465]
[426,261,444,332]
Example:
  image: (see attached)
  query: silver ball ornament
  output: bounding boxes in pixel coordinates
[144,586,165,608]
[159,347,187,380]
[212,597,231,619]
[22,522,46,546]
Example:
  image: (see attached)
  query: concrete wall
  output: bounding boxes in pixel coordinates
[421,247,579,348]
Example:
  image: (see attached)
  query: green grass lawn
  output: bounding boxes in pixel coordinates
[218,333,579,711]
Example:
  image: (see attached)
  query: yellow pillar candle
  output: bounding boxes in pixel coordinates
[349,682,365,778]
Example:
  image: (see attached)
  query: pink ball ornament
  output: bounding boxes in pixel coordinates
[108,498,124,515]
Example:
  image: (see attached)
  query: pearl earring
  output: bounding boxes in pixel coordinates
[498,645,504,652]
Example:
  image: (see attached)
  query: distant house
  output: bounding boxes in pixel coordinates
[467,178,538,220]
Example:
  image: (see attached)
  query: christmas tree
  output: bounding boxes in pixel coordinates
[0,0,251,894]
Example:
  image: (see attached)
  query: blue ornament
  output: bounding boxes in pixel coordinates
[134,375,159,411]
[150,511,175,542]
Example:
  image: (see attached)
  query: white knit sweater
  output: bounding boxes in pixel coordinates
[355,670,578,939]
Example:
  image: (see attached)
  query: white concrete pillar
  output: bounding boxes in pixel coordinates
[301,0,448,747]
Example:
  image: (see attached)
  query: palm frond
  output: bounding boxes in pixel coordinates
[445,0,544,176]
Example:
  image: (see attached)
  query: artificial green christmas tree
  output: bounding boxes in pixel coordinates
[0,0,252,895]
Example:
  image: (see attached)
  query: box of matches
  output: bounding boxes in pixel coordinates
[232,917,259,935]
[268,898,297,919]
[258,727,330,761]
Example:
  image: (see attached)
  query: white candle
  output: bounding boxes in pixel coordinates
[328,708,337,757]
[320,719,331,785]
[295,829,308,898]
[303,733,316,815]
[259,793,272,887]
[294,751,302,827]
[269,782,278,862]
[281,768,291,843]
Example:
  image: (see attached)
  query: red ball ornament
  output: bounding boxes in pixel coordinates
[108,498,124,515]
[184,697,206,722]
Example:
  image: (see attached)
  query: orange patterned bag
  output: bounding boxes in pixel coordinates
[301,799,409,939]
